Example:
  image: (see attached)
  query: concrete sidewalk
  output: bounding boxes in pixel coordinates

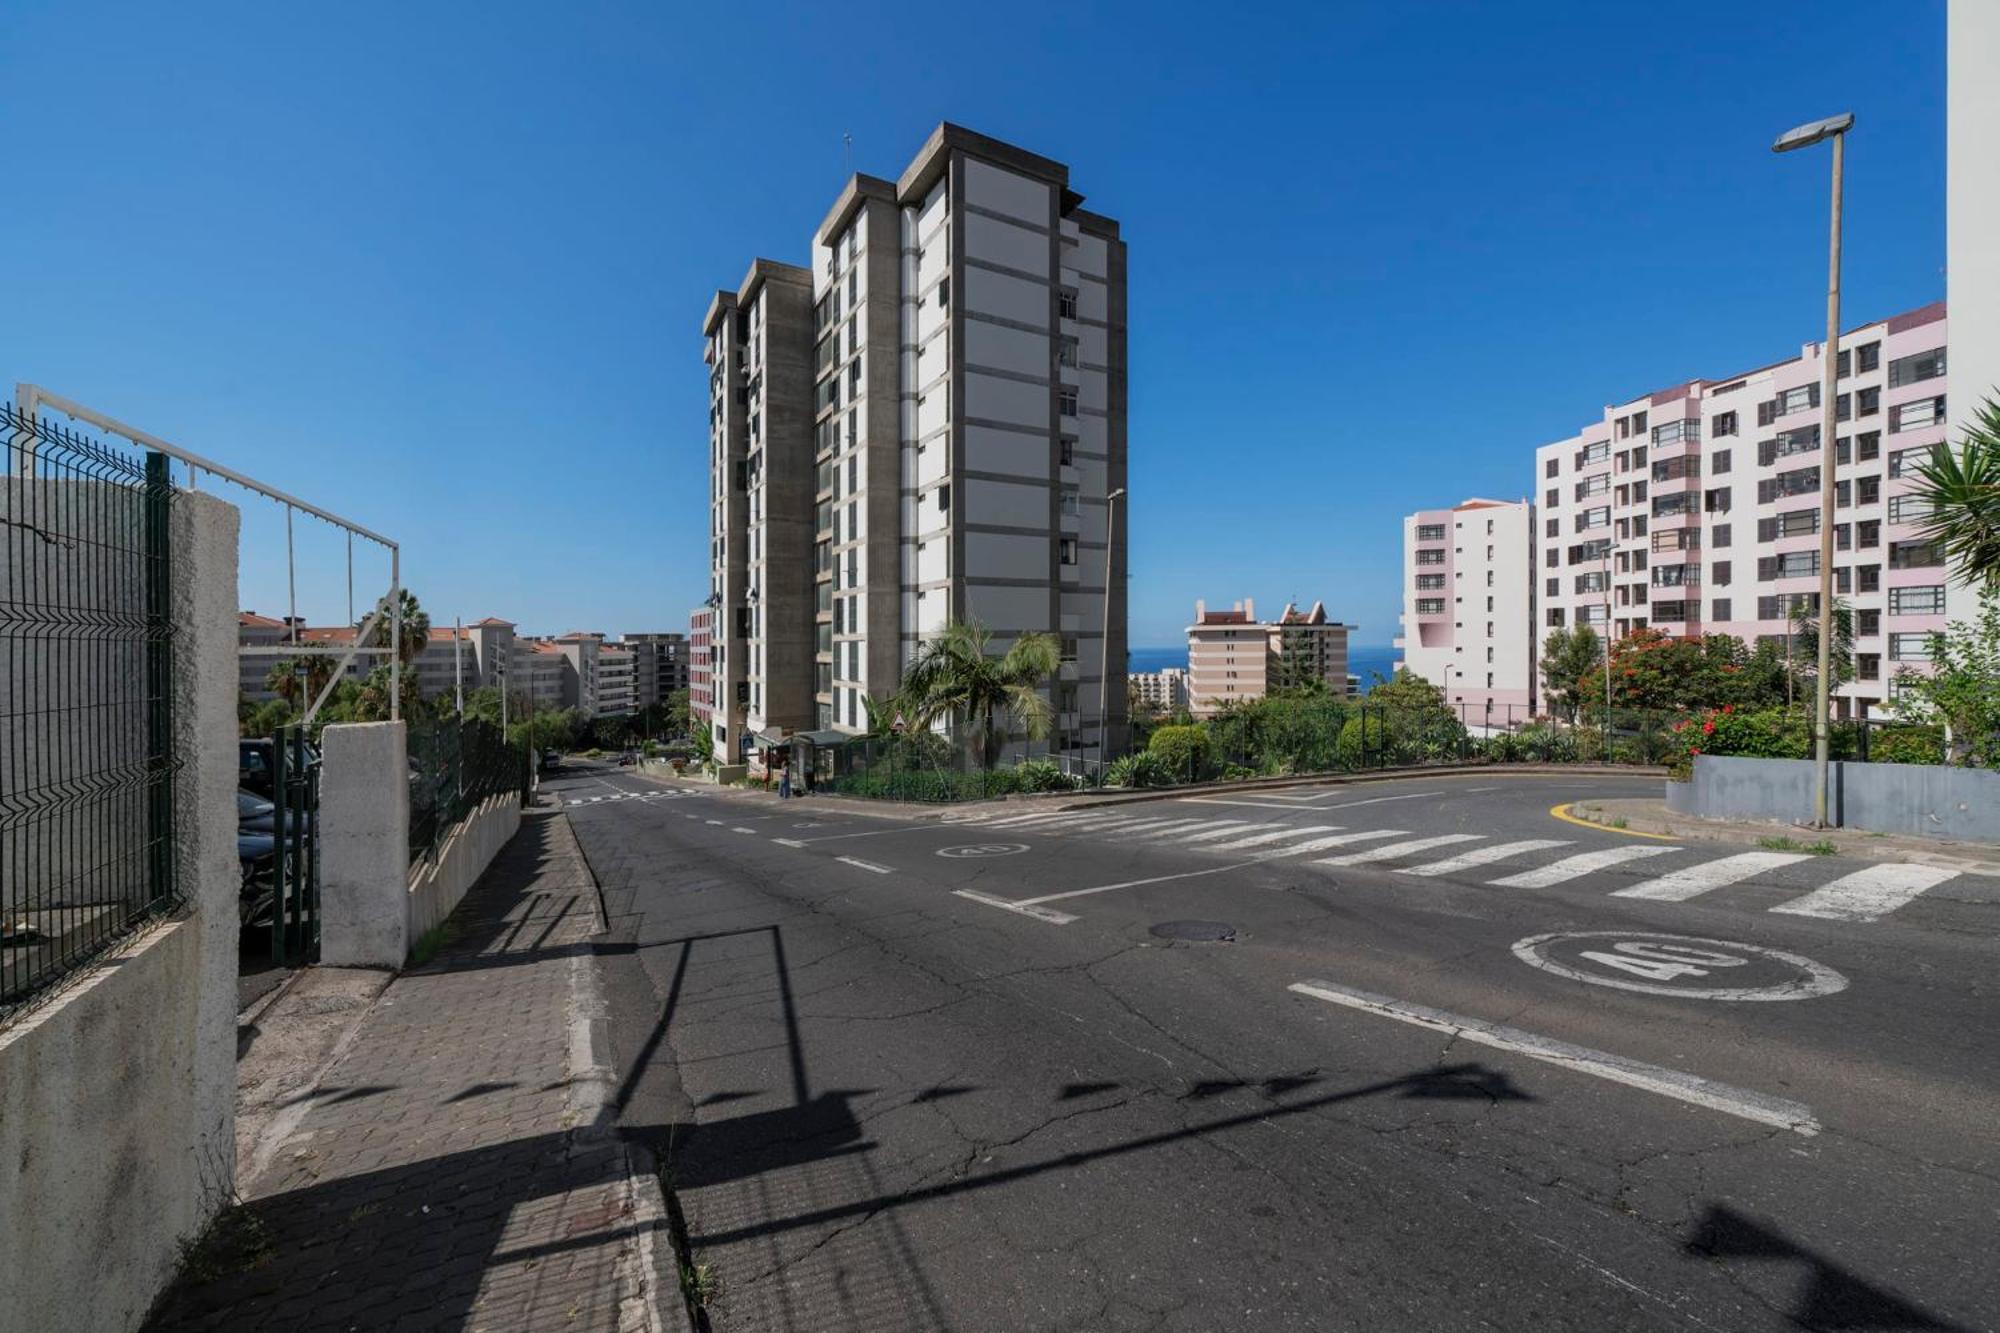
[146,809,686,1333]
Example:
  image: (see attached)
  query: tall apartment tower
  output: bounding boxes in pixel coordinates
[1396,499,1536,721]
[703,124,1128,767]
[1535,302,1960,718]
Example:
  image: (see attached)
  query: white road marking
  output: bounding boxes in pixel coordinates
[1769,863,1958,922]
[1098,817,1226,840]
[772,838,805,847]
[1489,845,1679,888]
[704,819,723,825]
[1158,821,1262,843]
[1259,829,1409,856]
[953,889,1078,925]
[973,812,1081,829]
[1312,792,1443,811]
[1399,839,1572,878]
[1016,861,1261,906]
[1180,797,1340,810]
[788,824,936,844]
[589,796,604,803]
[836,856,892,875]
[1612,852,1811,902]
[1205,824,1343,851]
[568,800,583,807]
[731,827,755,834]
[1313,833,1484,867]
[1075,816,1203,838]
[1288,980,1820,1135]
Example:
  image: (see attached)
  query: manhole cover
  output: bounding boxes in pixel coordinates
[1150,920,1237,943]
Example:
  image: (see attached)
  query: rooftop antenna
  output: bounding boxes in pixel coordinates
[843,132,853,175]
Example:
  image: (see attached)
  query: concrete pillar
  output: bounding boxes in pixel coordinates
[319,721,411,968]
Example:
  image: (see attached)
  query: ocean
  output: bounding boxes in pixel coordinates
[1128,644,1402,694]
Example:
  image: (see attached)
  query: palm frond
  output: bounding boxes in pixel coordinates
[1909,396,2000,587]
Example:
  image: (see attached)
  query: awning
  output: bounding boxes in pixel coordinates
[793,730,853,747]
[755,727,789,746]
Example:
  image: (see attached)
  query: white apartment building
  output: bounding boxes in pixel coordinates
[1536,302,1964,718]
[1396,499,1536,721]
[704,123,1128,768]
[1131,667,1189,713]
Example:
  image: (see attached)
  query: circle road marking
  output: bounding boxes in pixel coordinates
[1512,930,1847,1002]
[938,843,1029,859]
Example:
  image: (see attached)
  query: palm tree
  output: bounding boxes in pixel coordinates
[1909,396,2000,588]
[898,620,1061,768]
[367,589,431,667]
[265,655,334,709]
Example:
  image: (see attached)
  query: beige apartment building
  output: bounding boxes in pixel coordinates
[1186,599,1353,717]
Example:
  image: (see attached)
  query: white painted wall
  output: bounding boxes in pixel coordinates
[1948,0,2000,619]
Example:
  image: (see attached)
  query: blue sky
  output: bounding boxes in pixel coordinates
[1,1,1946,647]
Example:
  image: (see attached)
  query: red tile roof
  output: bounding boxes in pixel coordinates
[238,611,287,628]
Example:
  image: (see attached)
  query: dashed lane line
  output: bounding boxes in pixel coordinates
[1287,980,1820,1135]
[836,856,893,875]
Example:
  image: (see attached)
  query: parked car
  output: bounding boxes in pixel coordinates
[617,751,637,767]
[540,749,562,773]
[237,787,311,838]
[239,737,320,802]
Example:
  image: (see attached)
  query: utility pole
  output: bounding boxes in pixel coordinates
[1773,111,1853,828]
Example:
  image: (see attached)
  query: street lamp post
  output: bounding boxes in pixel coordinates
[1098,487,1126,770]
[1773,111,1853,829]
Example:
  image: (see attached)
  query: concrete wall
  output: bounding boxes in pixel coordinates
[1678,755,2000,843]
[0,489,240,1333]
[319,721,412,968]
[407,792,521,943]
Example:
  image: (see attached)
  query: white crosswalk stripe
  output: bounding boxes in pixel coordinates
[1159,821,1263,843]
[1398,839,1572,878]
[1264,829,1409,856]
[1205,824,1343,852]
[1312,833,1482,867]
[1769,863,1959,922]
[1487,845,1678,888]
[1612,851,1810,902]
[1098,817,1229,839]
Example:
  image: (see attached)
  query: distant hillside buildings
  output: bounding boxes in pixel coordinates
[1185,599,1354,717]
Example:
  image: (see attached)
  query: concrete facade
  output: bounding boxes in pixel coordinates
[1950,2,2000,479]
[1131,666,1189,713]
[688,607,713,725]
[319,721,414,969]
[705,123,1128,766]
[1534,302,1962,718]
[0,489,240,1333]
[1397,498,1536,720]
[1674,754,2000,843]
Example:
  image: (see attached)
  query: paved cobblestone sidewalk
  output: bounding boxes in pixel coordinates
[147,809,681,1333]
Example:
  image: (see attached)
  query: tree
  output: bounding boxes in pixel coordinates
[898,620,1060,768]
[241,696,295,738]
[1268,629,1322,694]
[665,688,691,739]
[1909,396,2000,588]
[368,589,431,668]
[1786,597,1855,697]
[1539,626,1601,722]
[1892,587,2000,767]
[265,655,335,710]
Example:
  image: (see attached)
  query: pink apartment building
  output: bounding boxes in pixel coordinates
[688,606,714,726]
[1396,499,1536,721]
[1536,301,1961,719]
[1186,599,1353,717]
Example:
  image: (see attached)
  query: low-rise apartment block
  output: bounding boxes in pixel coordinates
[1186,599,1354,717]
[1396,499,1536,720]
[1131,666,1189,713]
[1536,301,1961,717]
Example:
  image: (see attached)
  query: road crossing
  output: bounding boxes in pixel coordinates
[941,803,1973,924]
[563,789,686,808]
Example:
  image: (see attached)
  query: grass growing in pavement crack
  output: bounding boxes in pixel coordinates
[174,1201,275,1283]
[680,1261,721,1308]
[1758,835,1838,856]
[407,917,465,967]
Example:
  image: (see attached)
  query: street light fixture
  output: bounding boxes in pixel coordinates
[1772,110,1853,829]
[1098,487,1127,768]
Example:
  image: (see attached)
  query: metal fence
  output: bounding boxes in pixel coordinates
[407,717,528,865]
[2,403,180,1023]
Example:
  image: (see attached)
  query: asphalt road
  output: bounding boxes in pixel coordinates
[549,761,1999,1332]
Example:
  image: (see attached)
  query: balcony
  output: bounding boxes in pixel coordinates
[1651,565,1700,589]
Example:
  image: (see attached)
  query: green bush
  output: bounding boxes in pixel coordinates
[1014,759,1082,792]
[1107,751,1174,788]
[1219,764,1258,781]
[1863,725,1945,766]
[1148,725,1213,781]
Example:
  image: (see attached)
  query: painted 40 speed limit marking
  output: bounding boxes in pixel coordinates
[1513,931,1849,1001]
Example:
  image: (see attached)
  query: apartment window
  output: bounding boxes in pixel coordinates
[1576,506,1610,531]
[1060,485,1080,516]
[1545,458,1560,479]
[1709,560,1731,587]
[1415,598,1446,615]
[1575,571,1609,594]
[1757,466,1819,503]
[1777,383,1819,416]
[1757,592,1819,620]
[1887,347,1945,387]
[1058,335,1080,367]
[1545,577,1559,597]
[1059,388,1078,418]
[1889,633,1933,662]
[1712,523,1731,549]
[1887,494,1932,525]
[1547,607,1566,627]
[1888,445,1930,478]
[1415,523,1447,542]
[1835,522,1852,551]
[1545,488,1559,508]
[1704,487,1731,514]
[1711,411,1737,437]
[1575,473,1609,499]
[1059,537,1078,565]
[936,277,950,310]
[1059,635,1079,663]
[1857,519,1880,549]
[1757,508,1819,541]
[1545,518,1559,539]
[1757,551,1820,580]
[1650,493,1694,519]
[1891,396,1945,432]
[936,483,951,512]
[1545,548,1559,568]
[1855,386,1880,418]
[1652,419,1699,446]
[1418,574,1447,590]
[1711,598,1731,621]
[1416,549,1446,566]
[1710,448,1731,475]
[1856,341,1880,373]
[1058,286,1079,319]
[1856,653,1880,681]
[1857,607,1881,636]
[1858,564,1882,593]
[1889,585,1946,615]
[1577,440,1609,467]
[1059,434,1077,466]
[1856,475,1880,506]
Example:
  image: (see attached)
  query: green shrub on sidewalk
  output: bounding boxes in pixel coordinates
[1147,725,1212,782]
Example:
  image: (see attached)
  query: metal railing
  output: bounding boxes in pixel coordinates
[2,404,180,1023]
[408,717,529,865]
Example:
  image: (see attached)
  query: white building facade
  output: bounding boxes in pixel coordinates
[1396,499,1536,721]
